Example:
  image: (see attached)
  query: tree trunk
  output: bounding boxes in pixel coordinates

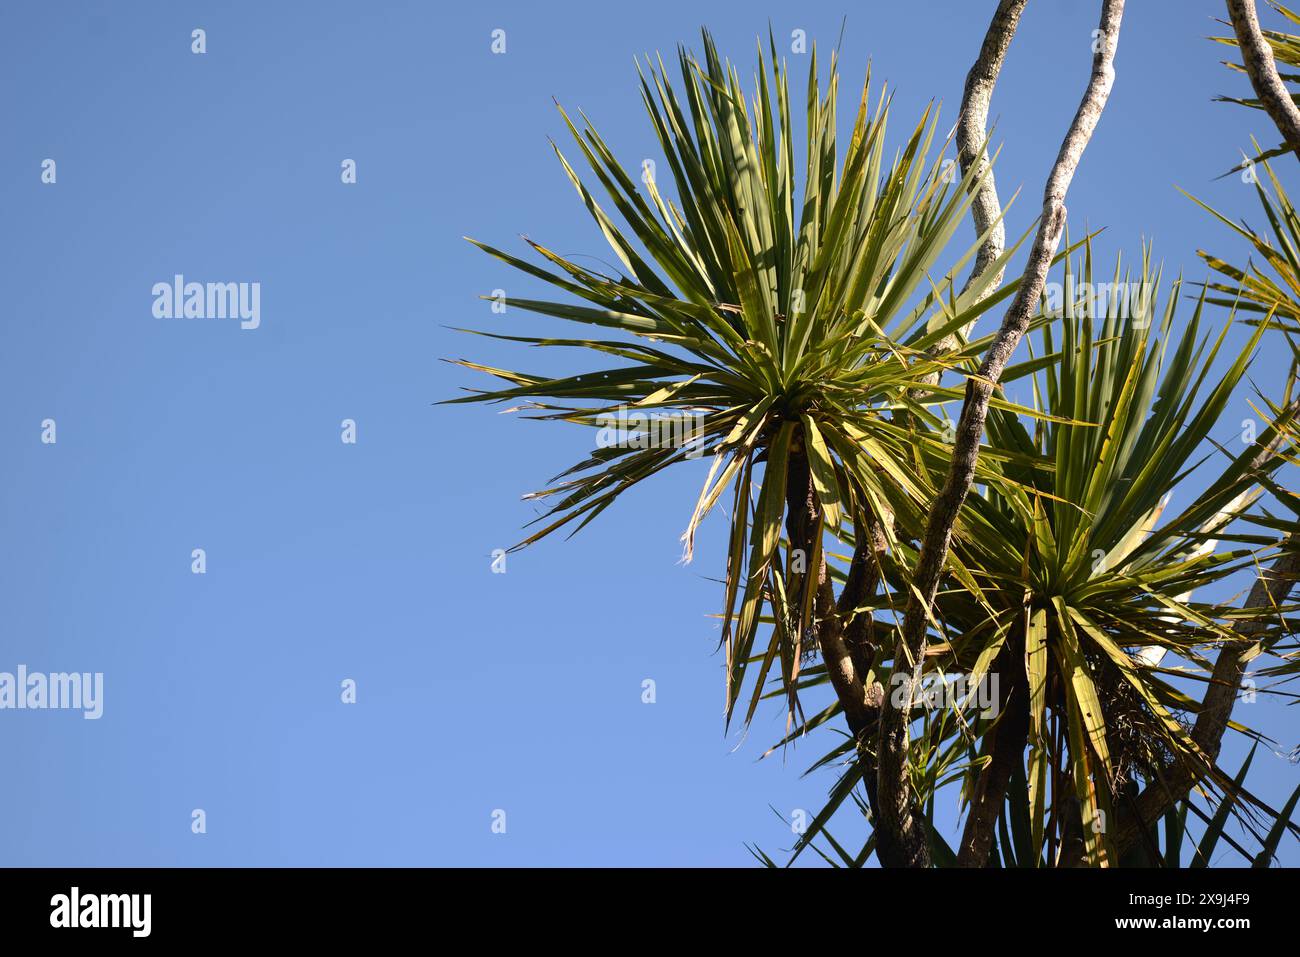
[955,648,1028,867]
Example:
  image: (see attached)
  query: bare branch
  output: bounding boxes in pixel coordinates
[1227,0,1300,158]
[957,0,1027,301]
[924,0,1028,370]
[874,0,1126,869]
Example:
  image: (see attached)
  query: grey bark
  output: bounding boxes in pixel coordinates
[922,0,1027,379]
[1227,0,1300,159]
[956,0,1026,303]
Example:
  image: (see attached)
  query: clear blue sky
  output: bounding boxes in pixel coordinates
[0,0,1295,866]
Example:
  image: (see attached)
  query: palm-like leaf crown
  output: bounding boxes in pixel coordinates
[931,249,1285,865]
[786,249,1296,867]
[449,31,1031,721]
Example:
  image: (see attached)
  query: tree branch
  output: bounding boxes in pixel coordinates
[1227,0,1300,158]
[924,0,1028,374]
[784,449,877,737]
[837,508,889,677]
[874,0,1125,869]
[784,447,888,827]
[957,0,1027,302]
